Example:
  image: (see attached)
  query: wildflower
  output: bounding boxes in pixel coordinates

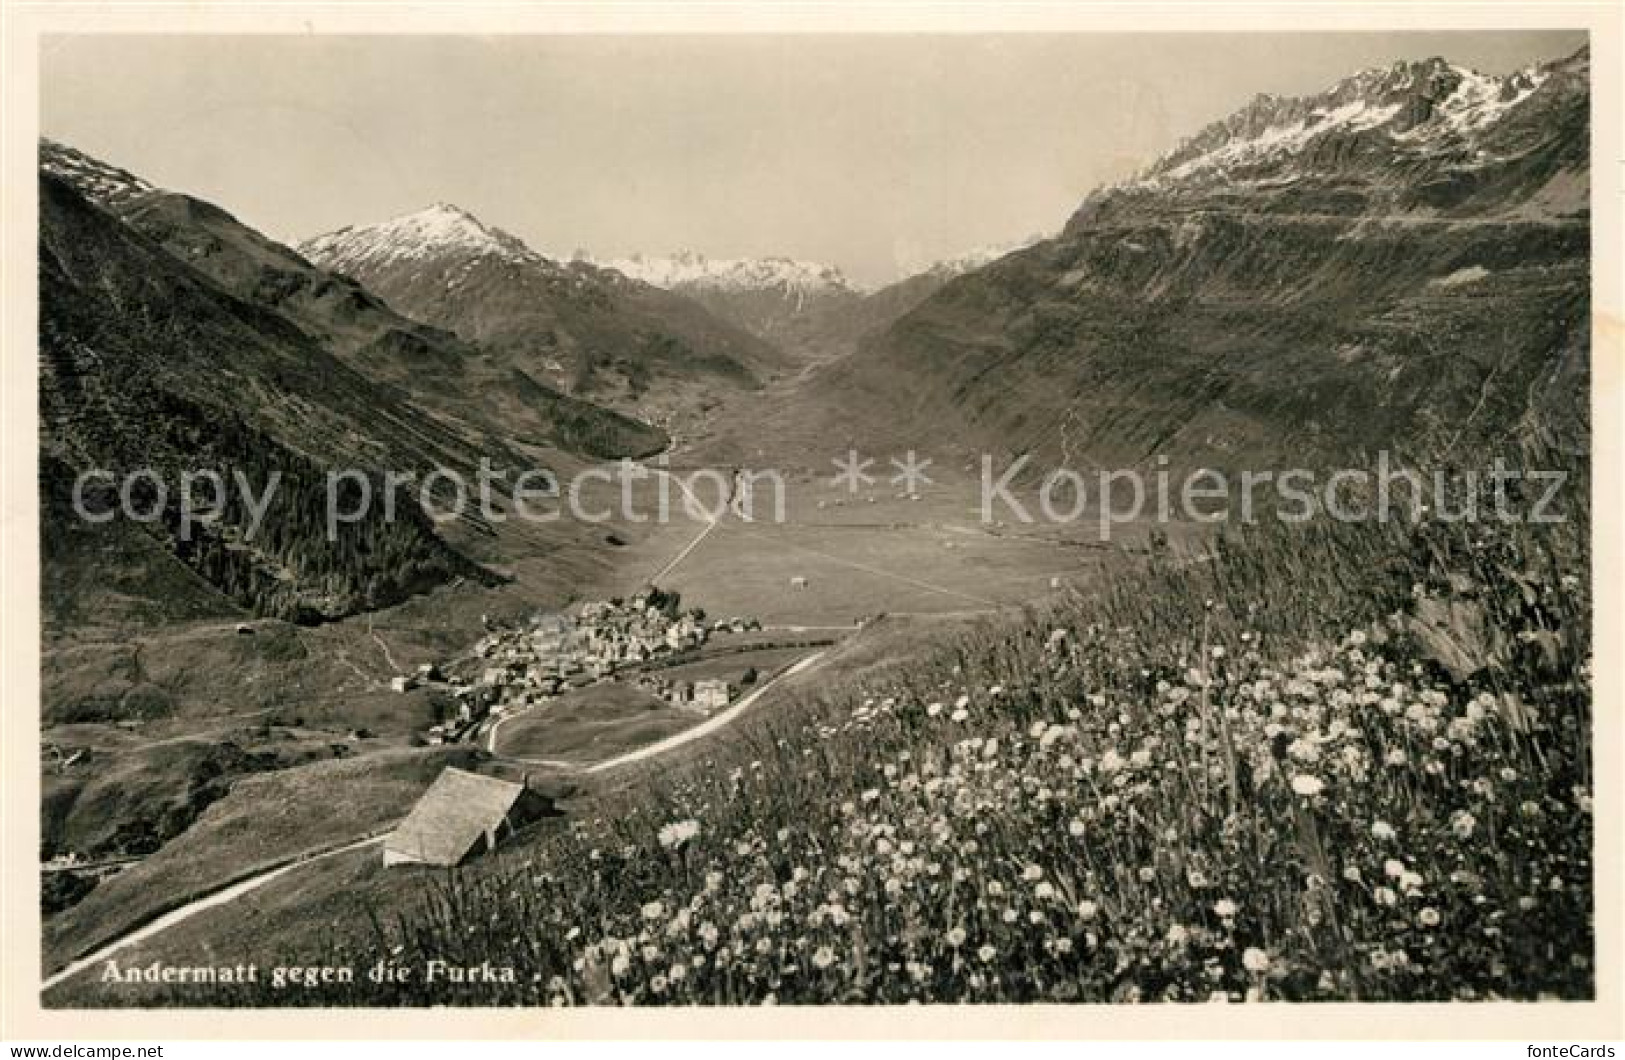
[812,946,836,970]
[978,944,997,962]
[1383,859,1406,879]
[1450,811,1476,840]
[1418,908,1441,928]
[1022,864,1044,882]
[1213,899,1238,918]
[1035,882,1056,900]
[641,900,666,921]
[1167,924,1189,946]
[657,819,700,849]
[1078,900,1099,920]
[669,962,687,983]
[927,702,943,717]
[1242,948,1270,974]
[946,927,967,948]
[1290,774,1325,797]
[1374,887,1398,907]
[1371,821,1396,841]
[1068,819,1086,838]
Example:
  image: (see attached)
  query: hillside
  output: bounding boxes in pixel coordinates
[38,172,510,628]
[816,49,1590,470]
[299,208,783,425]
[41,141,665,463]
[46,452,1593,1005]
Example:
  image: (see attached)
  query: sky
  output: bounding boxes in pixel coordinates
[41,31,1585,286]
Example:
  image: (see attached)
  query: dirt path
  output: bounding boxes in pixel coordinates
[646,466,734,583]
[41,833,387,993]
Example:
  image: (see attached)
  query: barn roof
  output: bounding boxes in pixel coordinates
[385,767,528,866]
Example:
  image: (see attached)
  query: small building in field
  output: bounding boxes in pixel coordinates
[383,768,553,868]
[692,678,734,711]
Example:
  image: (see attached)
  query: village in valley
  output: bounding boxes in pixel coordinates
[402,585,767,749]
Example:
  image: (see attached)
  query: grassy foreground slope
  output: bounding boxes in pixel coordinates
[98,457,1591,1006]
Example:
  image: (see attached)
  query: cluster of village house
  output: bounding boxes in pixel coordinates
[389,587,763,744]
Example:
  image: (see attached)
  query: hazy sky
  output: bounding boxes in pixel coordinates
[42,32,1584,285]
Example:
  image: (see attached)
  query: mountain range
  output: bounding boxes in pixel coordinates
[573,241,1043,359]
[298,206,783,427]
[37,45,1592,627]
[816,47,1590,470]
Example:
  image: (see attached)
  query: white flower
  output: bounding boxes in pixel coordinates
[1242,947,1271,973]
[1290,774,1324,797]
[1371,820,1396,841]
[1418,907,1441,928]
[812,946,836,969]
[641,900,666,920]
[946,927,967,948]
[1077,900,1099,920]
[657,819,700,850]
[1383,859,1406,879]
[1213,899,1238,918]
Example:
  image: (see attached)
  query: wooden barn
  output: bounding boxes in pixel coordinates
[383,767,552,868]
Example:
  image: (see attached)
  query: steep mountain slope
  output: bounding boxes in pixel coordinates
[299,208,782,422]
[41,141,663,462]
[39,172,500,628]
[819,48,1590,470]
[818,237,1048,356]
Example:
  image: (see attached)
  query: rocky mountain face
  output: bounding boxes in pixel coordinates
[300,209,783,420]
[820,48,1590,470]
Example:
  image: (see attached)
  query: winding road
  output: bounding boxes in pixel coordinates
[43,460,849,994]
[42,833,387,993]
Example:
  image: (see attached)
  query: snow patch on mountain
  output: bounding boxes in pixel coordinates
[1127,54,1563,192]
[301,204,551,276]
[39,139,154,209]
[578,250,860,297]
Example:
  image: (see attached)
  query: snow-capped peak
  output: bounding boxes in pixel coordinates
[577,250,861,296]
[300,203,543,273]
[1123,51,1568,192]
[39,138,154,209]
